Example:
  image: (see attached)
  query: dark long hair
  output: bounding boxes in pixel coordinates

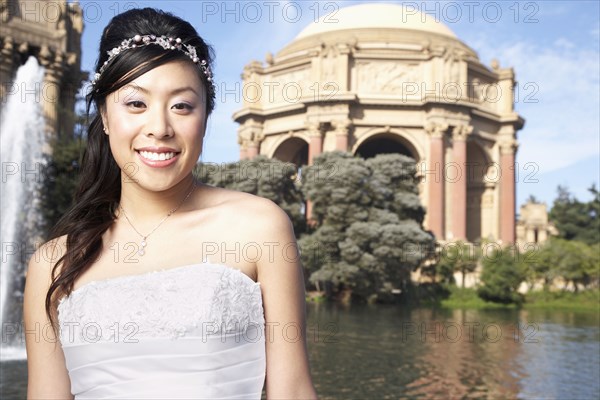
[45,8,215,331]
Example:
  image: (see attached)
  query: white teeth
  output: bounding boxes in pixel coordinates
[139,151,176,161]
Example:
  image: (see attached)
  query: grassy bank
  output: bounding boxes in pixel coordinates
[523,289,600,311]
[436,286,599,311]
[435,286,516,309]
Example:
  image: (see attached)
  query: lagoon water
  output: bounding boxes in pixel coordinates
[306,303,599,399]
[2,303,598,399]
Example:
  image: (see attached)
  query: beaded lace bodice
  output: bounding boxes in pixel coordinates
[56,262,266,399]
[58,262,265,346]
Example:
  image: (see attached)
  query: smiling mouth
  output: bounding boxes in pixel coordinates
[137,151,178,161]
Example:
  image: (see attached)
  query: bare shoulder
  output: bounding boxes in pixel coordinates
[27,235,67,275]
[25,234,68,309]
[27,234,68,280]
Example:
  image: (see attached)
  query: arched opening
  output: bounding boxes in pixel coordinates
[466,141,489,242]
[272,137,309,218]
[355,133,418,161]
[272,137,309,167]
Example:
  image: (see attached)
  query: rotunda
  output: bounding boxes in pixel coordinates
[233,3,524,243]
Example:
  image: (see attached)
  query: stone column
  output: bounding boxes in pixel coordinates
[335,42,353,92]
[492,61,516,115]
[241,61,263,108]
[307,121,323,165]
[451,125,472,240]
[245,141,259,159]
[39,45,63,136]
[332,119,351,151]
[538,228,548,243]
[0,37,15,102]
[237,126,249,160]
[306,121,323,224]
[238,141,248,160]
[425,123,447,240]
[237,119,262,160]
[500,140,517,243]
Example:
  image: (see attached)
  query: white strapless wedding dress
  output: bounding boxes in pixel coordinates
[57,262,266,399]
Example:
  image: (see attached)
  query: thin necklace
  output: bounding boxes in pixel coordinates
[119,183,196,256]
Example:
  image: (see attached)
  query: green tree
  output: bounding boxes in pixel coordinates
[299,151,434,302]
[477,246,526,304]
[193,156,306,235]
[39,134,84,237]
[549,185,600,245]
[436,240,479,287]
[586,242,600,287]
[526,238,600,291]
[521,243,556,291]
[550,238,598,291]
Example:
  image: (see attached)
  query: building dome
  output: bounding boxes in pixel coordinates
[294,3,457,41]
[234,2,524,245]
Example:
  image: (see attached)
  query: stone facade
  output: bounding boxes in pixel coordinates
[0,0,85,137]
[516,201,558,248]
[233,4,524,244]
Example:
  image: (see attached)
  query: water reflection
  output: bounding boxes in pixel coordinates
[2,304,598,399]
[306,303,600,399]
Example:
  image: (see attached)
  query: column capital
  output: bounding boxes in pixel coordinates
[499,138,518,155]
[2,36,13,52]
[337,42,354,55]
[452,124,473,141]
[332,118,351,135]
[425,122,448,139]
[305,120,324,137]
[238,123,264,146]
[17,41,29,55]
[332,119,351,152]
[38,44,53,67]
[239,138,261,150]
[66,52,79,67]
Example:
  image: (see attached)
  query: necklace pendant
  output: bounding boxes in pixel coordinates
[139,238,147,256]
[120,184,196,260]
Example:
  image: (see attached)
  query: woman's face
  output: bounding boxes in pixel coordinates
[102,60,207,191]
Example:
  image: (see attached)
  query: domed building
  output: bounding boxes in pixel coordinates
[233,3,524,244]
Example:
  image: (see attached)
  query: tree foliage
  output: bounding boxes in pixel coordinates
[549,185,599,245]
[298,151,434,302]
[525,238,600,291]
[435,240,479,287]
[194,155,306,235]
[477,246,527,304]
[39,134,84,237]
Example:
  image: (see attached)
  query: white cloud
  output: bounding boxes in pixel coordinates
[203,1,600,174]
[470,37,600,174]
[553,37,575,49]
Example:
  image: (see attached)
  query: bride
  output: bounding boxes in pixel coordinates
[24,7,317,399]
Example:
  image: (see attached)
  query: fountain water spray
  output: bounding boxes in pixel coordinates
[0,56,47,360]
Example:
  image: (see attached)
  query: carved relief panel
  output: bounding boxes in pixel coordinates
[355,61,422,94]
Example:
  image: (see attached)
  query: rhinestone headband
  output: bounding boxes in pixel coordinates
[91,34,213,88]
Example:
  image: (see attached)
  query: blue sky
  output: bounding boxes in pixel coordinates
[77,0,600,208]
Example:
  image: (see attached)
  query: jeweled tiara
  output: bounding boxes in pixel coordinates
[91,34,213,88]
